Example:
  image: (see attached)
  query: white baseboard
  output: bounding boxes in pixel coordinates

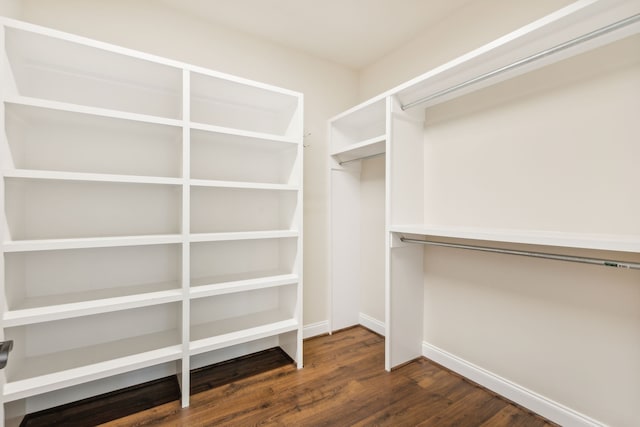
[421,341,604,427]
[358,313,385,336]
[304,315,385,339]
[303,321,330,339]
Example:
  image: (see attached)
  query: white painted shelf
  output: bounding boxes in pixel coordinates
[3,234,183,253]
[330,135,385,164]
[190,230,298,243]
[3,330,182,402]
[190,310,298,356]
[3,285,183,327]
[189,121,299,145]
[4,96,183,128]
[190,128,299,185]
[190,273,298,299]
[189,179,298,191]
[4,169,183,186]
[390,225,640,253]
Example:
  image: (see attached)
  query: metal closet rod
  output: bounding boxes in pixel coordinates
[339,152,385,165]
[399,237,640,270]
[401,13,640,111]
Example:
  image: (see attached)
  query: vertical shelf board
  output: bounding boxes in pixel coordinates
[2,22,183,119]
[387,236,425,371]
[388,96,424,226]
[385,96,425,370]
[3,102,183,178]
[383,95,392,351]
[0,23,8,422]
[180,69,191,409]
[294,139,303,368]
[329,165,362,331]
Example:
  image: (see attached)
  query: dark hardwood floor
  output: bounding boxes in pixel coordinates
[25,327,557,426]
[104,326,554,426]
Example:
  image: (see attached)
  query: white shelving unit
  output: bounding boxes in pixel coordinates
[0,17,303,425]
[329,2,639,424]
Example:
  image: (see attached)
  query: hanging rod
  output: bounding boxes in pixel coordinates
[401,13,640,111]
[399,237,640,270]
[338,152,385,165]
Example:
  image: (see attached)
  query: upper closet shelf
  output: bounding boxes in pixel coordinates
[390,225,640,253]
[331,135,385,165]
[390,0,640,111]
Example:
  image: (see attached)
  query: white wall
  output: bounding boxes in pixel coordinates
[16,0,359,328]
[0,0,21,19]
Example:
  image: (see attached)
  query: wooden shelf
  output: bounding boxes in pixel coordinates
[3,330,182,402]
[3,234,183,252]
[331,135,385,164]
[390,224,640,253]
[190,310,298,356]
[4,169,183,186]
[3,285,183,327]
[190,273,298,299]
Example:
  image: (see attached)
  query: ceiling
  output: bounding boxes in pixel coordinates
[158,0,473,69]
